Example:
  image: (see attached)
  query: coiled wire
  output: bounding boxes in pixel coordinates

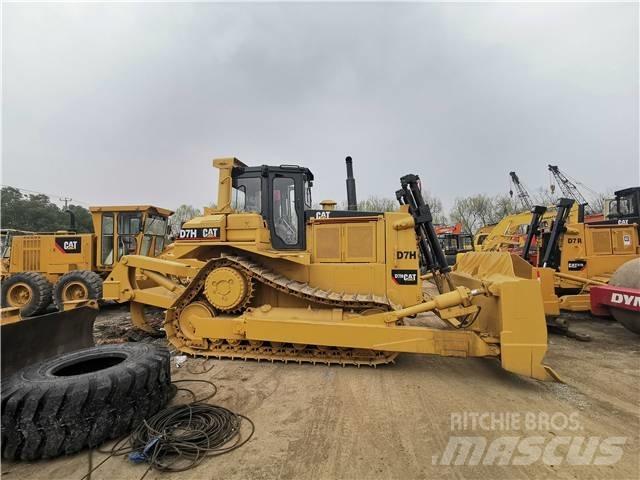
[130,402,255,472]
[86,379,254,479]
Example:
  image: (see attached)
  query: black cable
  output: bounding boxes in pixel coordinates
[86,379,252,477]
[128,403,255,472]
[186,358,216,375]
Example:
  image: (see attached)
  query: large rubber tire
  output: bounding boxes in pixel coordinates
[1,343,171,461]
[53,270,103,310]
[1,272,52,317]
[609,259,640,335]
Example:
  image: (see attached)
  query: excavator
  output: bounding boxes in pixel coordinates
[102,157,559,381]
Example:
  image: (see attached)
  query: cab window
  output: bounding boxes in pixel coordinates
[118,213,142,258]
[101,214,114,265]
[141,215,168,257]
[233,177,261,213]
[304,176,312,208]
[273,176,298,246]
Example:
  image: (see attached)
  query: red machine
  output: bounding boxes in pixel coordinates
[590,284,640,335]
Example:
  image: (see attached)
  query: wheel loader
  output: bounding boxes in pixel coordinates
[101,157,558,381]
[1,205,173,316]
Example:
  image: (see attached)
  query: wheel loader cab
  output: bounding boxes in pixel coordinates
[230,164,313,250]
[90,206,172,270]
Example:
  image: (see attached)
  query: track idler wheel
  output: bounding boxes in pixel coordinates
[177,301,215,342]
[203,266,253,312]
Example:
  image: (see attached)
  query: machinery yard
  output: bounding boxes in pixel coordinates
[2,304,638,480]
[2,4,638,479]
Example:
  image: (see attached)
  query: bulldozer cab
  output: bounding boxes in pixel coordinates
[603,187,640,228]
[90,206,173,270]
[229,161,314,250]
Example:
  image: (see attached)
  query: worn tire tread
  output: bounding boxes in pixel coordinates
[1,344,170,460]
[1,272,53,316]
[53,270,103,310]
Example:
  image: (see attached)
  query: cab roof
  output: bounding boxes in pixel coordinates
[232,164,314,182]
[89,205,174,217]
[614,187,640,197]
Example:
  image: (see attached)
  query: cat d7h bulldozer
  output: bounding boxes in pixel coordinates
[103,157,559,381]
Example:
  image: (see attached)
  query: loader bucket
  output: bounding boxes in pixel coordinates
[1,302,98,377]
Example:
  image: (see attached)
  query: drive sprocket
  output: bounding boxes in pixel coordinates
[203,266,253,312]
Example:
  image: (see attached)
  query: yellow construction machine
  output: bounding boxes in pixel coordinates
[518,199,638,313]
[1,205,173,316]
[475,206,579,255]
[460,198,639,339]
[103,157,559,381]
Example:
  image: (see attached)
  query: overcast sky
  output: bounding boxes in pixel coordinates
[2,2,638,213]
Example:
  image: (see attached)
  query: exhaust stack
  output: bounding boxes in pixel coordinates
[345,156,358,211]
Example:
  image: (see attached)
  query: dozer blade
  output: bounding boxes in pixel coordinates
[453,252,561,382]
[1,303,98,377]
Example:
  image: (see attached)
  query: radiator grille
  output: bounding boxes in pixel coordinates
[345,224,375,261]
[22,236,41,271]
[590,230,612,255]
[315,226,340,261]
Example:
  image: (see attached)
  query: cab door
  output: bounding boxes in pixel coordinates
[268,172,305,250]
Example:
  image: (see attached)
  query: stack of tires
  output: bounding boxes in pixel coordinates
[1,270,103,316]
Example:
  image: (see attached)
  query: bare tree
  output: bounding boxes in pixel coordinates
[337,190,446,222]
[357,196,399,212]
[532,186,557,206]
[422,190,447,224]
[589,190,614,214]
[169,204,202,236]
[450,194,517,234]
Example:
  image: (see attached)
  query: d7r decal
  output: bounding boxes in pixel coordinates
[55,237,82,254]
[391,269,418,285]
[178,227,220,240]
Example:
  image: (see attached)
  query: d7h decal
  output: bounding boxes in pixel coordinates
[178,227,221,241]
[391,269,418,285]
[55,237,82,254]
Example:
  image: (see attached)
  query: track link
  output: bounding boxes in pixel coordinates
[164,254,398,367]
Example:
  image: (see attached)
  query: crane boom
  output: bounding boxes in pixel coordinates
[509,171,533,210]
[548,165,590,208]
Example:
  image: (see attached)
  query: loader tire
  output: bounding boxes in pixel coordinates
[1,272,52,317]
[53,270,103,310]
[0,343,171,461]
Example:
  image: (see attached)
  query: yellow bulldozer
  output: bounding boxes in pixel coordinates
[101,157,558,381]
[463,198,639,338]
[518,199,638,311]
[1,205,172,316]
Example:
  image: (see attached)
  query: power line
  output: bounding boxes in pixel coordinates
[1,184,91,206]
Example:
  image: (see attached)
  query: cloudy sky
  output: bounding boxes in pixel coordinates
[2,2,638,213]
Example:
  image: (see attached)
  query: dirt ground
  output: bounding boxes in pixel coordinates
[3,303,639,480]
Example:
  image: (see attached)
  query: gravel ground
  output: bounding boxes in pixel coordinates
[3,302,639,480]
